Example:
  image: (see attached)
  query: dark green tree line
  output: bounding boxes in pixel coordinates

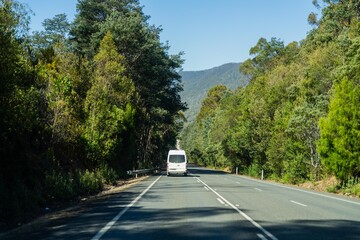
[0,0,185,226]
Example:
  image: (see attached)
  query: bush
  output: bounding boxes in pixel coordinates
[45,170,76,202]
[246,164,261,178]
[348,184,360,197]
[98,164,118,185]
[342,177,360,197]
[326,184,340,193]
[78,170,103,195]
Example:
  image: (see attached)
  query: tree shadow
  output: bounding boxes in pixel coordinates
[2,170,359,240]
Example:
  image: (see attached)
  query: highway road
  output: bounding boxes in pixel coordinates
[4,167,360,239]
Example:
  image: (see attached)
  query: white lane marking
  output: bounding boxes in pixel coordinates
[236,182,241,184]
[204,186,209,191]
[195,177,278,240]
[91,175,162,240]
[236,204,240,207]
[237,175,360,206]
[257,233,268,240]
[217,198,225,205]
[290,200,307,207]
[255,188,262,191]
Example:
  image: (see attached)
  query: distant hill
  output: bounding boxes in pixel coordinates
[179,63,248,122]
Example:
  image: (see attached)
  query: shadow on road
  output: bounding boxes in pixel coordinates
[2,168,360,240]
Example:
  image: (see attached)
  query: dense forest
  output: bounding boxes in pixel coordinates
[182,0,359,194]
[0,0,186,226]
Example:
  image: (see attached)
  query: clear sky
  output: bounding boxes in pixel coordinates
[19,0,316,71]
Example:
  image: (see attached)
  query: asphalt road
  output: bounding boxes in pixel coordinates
[4,167,360,240]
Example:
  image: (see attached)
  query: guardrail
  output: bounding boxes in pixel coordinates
[127,168,161,178]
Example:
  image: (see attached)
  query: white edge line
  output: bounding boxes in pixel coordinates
[290,200,307,207]
[217,198,225,205]
[257,233,268,240]
[195,177,278,240]
[237,176,360,206]
[91,175,162,240]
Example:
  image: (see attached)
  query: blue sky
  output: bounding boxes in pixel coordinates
[20,0,316,71]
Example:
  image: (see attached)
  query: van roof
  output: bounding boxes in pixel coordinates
[168,149,186,154]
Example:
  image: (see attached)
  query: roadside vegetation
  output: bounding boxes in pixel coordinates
[181,0,360,197]
[0,0,186,228]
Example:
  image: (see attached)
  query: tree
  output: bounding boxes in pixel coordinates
[318,78,360,184]
[196,85,229,124]
[32,13,70,48]
[70,0,142,58]
[0,0,48,222]
[84,32,135,168]
[71,0,186,168]
[248,37,284,74]
[286,100,325,181]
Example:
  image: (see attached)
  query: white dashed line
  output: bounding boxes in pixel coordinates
[290,200,307,207]
[195,177,278,240]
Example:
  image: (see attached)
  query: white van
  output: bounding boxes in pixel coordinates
[167,150,187,176]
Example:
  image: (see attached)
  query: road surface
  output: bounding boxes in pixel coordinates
[3,167,360,239]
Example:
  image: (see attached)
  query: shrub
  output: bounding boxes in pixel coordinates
[326,184,340,193]
[44,170,76,202]
[98,164,118,185]
[78,170,103,195]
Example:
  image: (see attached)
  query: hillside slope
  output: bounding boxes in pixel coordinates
[180,63,248,122]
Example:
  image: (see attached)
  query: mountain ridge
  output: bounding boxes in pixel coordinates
[179,62,248,122]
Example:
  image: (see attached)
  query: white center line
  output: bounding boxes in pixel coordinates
[290,200,307,207]
[195,177,278,240]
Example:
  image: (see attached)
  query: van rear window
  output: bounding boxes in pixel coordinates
[169,155,185,163]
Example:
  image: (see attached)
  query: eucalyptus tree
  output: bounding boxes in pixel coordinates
[71,0,186,168]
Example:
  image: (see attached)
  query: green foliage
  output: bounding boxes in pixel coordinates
[196,85,229,124]
[78,170,103,195]
[318,78,360,183]
[1,0,186,226]
[97,163,119,185]
[45,170,76,201]
[84,32,135,162]
[246,164,262,178]
[44,167,117,202]
[183,0,360,186]
[345,183,360,198]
